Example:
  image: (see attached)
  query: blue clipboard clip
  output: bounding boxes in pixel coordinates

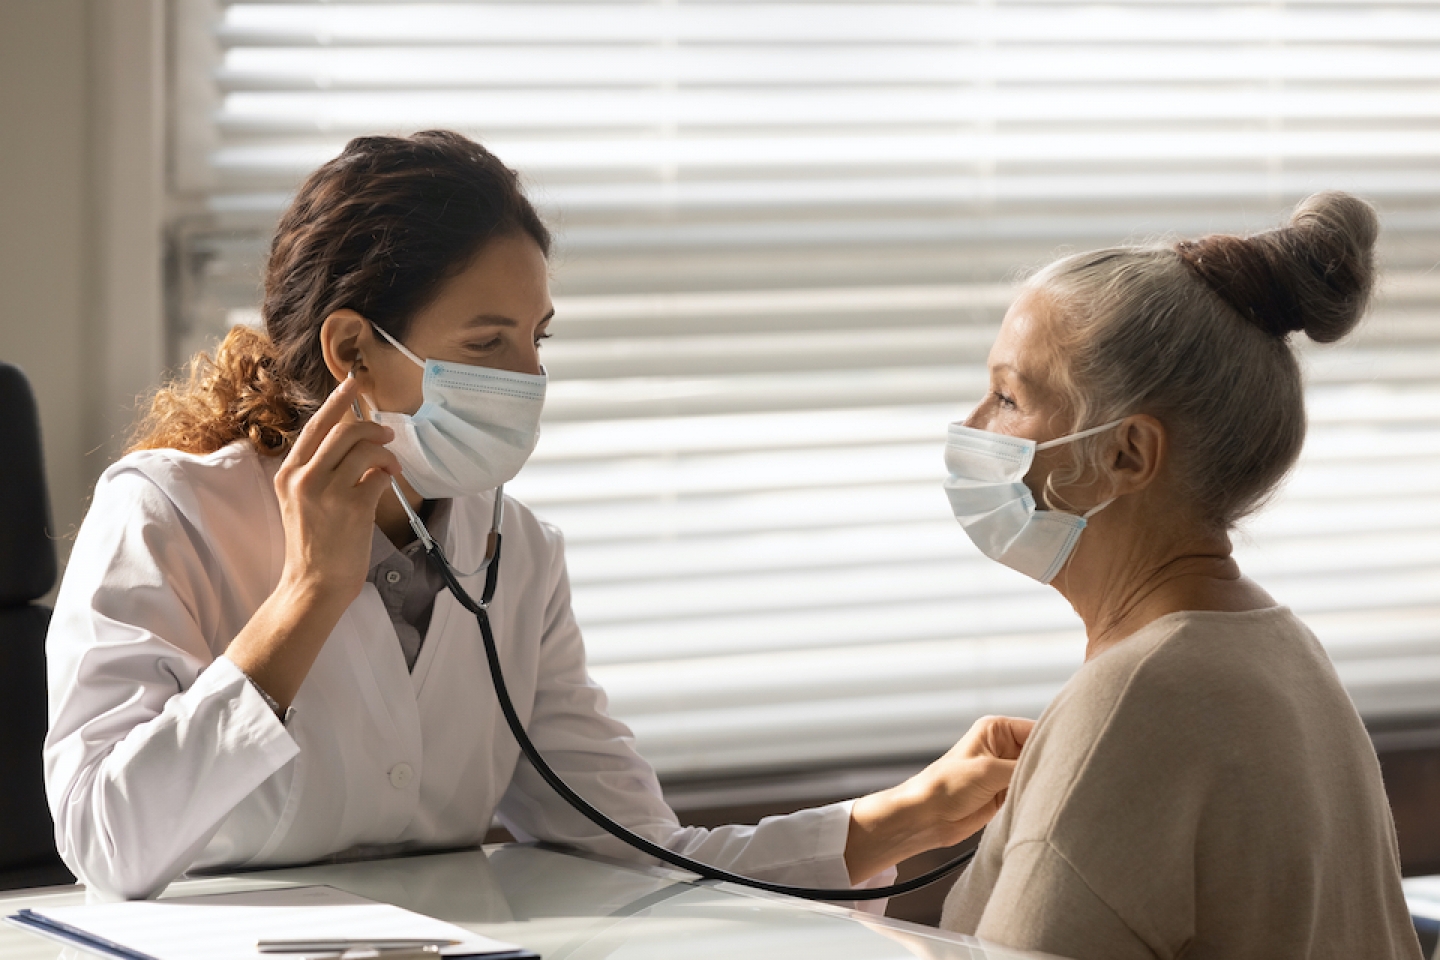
[8,908,159,960]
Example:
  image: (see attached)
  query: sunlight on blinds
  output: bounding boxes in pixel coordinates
[184,1,1440,781]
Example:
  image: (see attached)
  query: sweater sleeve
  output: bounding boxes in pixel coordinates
[975,840,1160,960]
[44,465,299,900]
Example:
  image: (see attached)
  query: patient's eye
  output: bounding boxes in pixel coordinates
[993,390,1018,410]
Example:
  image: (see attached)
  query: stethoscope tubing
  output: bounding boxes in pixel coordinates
[349,359,973,899]
[420,523,976,902]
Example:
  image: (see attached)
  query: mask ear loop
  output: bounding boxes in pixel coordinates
[370,322,426,368]
[1034,416,1128,514]
[1034,416,1127,451]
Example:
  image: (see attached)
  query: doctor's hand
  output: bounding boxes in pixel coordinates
[224,377,399,711]
[844,715,1034,885]
[271,376,399,602]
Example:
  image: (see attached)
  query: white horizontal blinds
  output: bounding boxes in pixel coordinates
[184,1,1440,780]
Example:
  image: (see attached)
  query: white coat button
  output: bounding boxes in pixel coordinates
[385,570,402,584]
[388,763,414,788]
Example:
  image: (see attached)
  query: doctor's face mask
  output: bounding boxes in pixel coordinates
[366,322,546,499]
[943,418,1124,584]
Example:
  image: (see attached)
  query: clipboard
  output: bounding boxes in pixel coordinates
[6,885,539,960]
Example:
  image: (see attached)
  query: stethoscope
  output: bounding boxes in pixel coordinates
[353,386,974,902]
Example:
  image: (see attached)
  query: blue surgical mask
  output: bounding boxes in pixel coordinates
[366,324,546,499]
[943,419,1124,584]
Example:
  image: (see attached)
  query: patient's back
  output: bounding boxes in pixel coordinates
[941,606,1420,960]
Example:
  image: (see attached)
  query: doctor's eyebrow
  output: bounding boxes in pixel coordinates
[462,309,555,329]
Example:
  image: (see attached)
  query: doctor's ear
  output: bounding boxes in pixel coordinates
[1107,415,1166,496]
[318,310,375,384]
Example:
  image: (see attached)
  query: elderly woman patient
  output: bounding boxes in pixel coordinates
[938,192,1420,959]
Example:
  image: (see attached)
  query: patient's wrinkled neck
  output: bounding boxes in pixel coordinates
[1051,501,1275,660]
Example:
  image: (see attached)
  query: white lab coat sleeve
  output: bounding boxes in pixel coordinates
[44,465,300,900]
[494,525,897,903]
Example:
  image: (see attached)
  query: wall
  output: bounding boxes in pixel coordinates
[0,0,92,577]
[0,0,164,588]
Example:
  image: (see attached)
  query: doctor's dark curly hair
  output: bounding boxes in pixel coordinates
[128,130,551,457]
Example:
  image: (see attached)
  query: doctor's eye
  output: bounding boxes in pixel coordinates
[535,331,552,348]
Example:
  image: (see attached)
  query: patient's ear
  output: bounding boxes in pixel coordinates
[1108,415,1166,495]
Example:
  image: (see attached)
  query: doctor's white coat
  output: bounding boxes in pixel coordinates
[44,442,873,900]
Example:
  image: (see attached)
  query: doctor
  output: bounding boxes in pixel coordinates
[45,130,1031,901]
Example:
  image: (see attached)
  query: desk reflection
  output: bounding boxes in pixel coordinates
[0,845,1069,960]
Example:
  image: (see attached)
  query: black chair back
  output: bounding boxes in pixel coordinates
[0,362,74,888]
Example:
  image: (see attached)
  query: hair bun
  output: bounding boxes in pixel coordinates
[1175,191,1378,344]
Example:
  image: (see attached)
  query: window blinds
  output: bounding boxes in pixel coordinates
[175,1,1440,782]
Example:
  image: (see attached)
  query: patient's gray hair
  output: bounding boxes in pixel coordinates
[1031,191,1378,529]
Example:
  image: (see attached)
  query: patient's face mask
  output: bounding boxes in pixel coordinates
[366,324,546,499]
[943,419,1124,584]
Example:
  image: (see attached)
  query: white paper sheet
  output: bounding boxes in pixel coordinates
[8,885,529,960]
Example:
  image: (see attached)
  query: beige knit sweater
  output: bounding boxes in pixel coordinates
[941,607,1420,960]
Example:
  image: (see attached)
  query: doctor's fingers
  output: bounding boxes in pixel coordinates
[288,376,369,467]
[958,757,1017,808]
[928,756,1017,843]
[958,715,1035,762]
[276,425,397,523]
[328,439,403,498]
[289,418,396,489]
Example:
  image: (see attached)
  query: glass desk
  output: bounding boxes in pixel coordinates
[0,844,1069,960]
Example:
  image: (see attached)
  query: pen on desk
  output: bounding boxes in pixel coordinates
[258,938,456,954]
[301,948,441,960]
